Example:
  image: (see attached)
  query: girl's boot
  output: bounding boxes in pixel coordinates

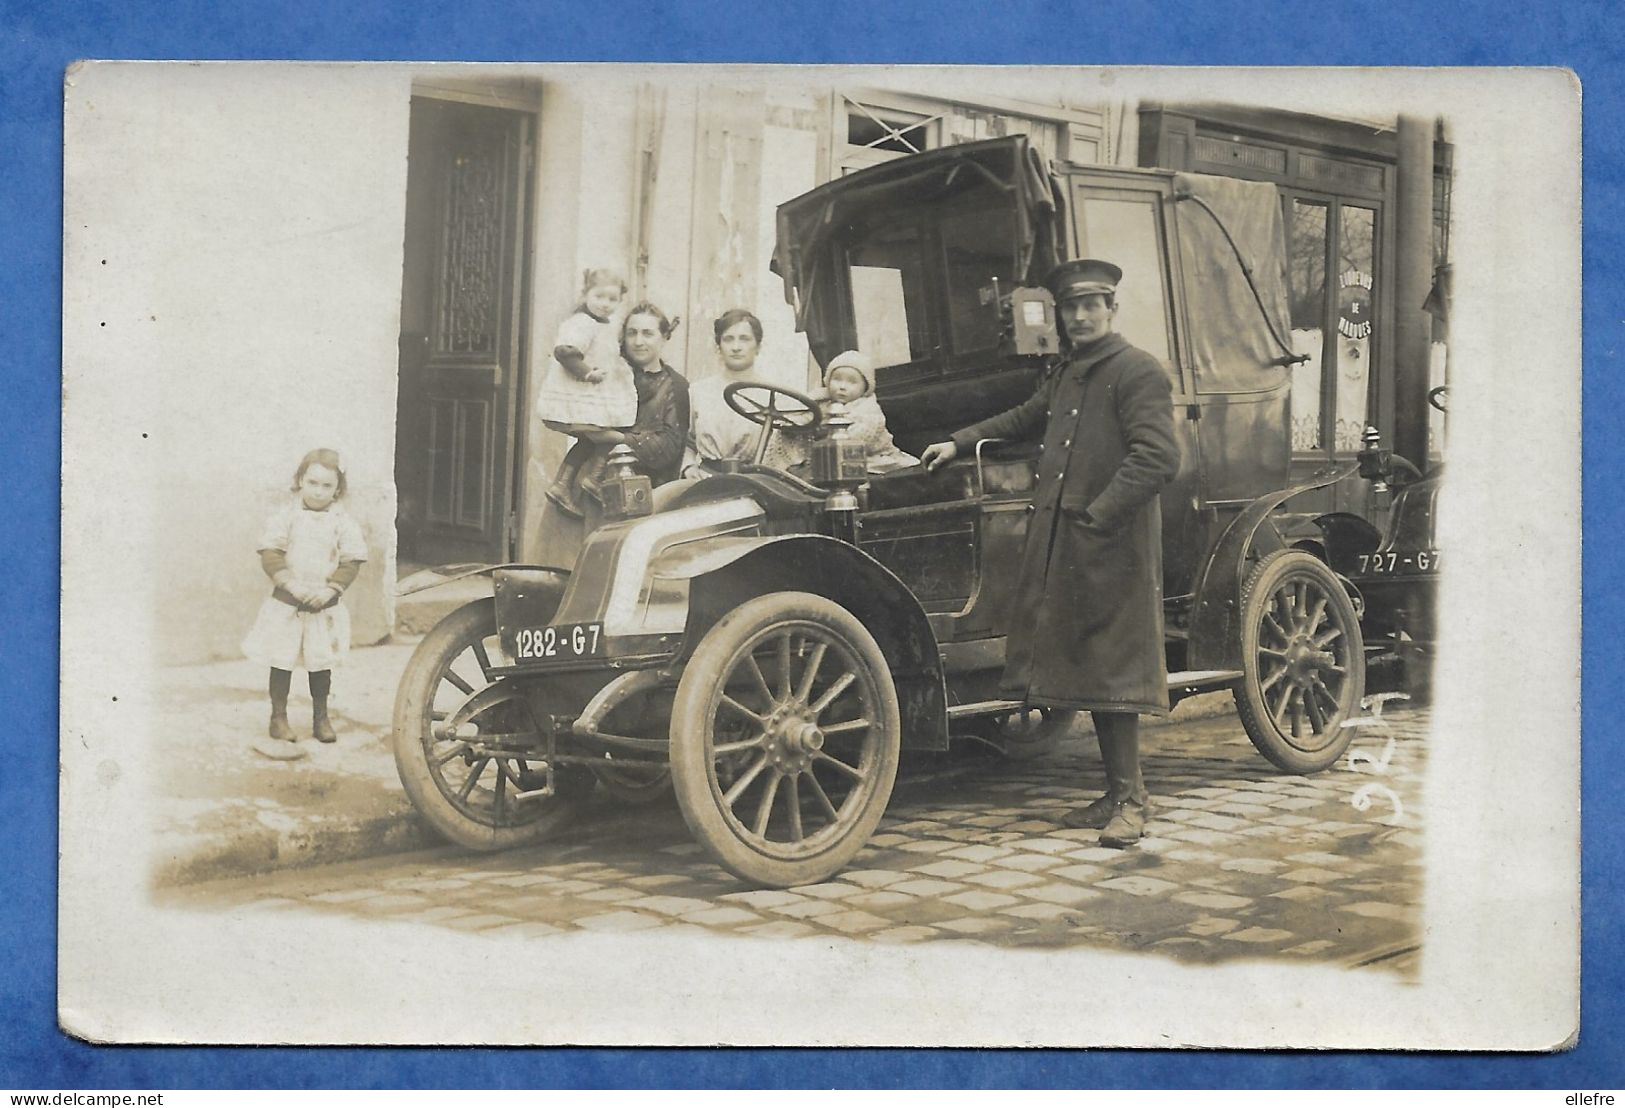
[310,670,337,743]
[268,668,294,742]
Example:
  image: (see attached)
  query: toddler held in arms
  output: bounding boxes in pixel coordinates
[537,267,637,443]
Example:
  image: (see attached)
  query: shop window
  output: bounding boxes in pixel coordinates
[1429,339,1448,454]
[1432,170,1452,266]
[1429,171,1452,455]
[1285,194,1380,456]
[1334,205,1376,453]
[1287,199,1328,451]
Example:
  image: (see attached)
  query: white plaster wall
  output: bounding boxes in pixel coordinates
[645,87,702,356]
[64,63,412,664]
[520,79,655,559]
[518,78,704,561]
[522,79,599,554]
[753,122,821,390]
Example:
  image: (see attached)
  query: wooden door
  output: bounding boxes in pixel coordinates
[396,97,531,566]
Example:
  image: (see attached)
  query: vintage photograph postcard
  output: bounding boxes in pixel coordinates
[58,63,1579,1047]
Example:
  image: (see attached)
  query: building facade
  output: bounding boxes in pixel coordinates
[392,77,1134,578]
[67,67,1446,665]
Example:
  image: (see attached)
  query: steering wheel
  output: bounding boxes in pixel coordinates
[722,381,824,465]
[1427,386,1449,413]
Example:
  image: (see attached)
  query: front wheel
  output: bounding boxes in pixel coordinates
[669,592,901,888]
[1233,550,1365,774]
[392,598,583,850]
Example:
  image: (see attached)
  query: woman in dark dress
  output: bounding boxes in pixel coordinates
[534,301,690,570]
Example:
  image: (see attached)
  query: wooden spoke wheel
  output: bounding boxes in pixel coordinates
[392,598,584,850]
[1233,550,1366,773]
[669,592,900,888]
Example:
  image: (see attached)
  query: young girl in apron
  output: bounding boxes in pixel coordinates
[241,448,368,759]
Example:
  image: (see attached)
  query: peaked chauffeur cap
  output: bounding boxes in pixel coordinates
[1046,258,1123,301]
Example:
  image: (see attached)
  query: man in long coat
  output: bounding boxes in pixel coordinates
[921,258,1180,846]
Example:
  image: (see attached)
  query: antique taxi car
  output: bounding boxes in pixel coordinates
[392,135,1441,888]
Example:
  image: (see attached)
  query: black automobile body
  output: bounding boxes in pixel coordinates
[392,135,1441,887]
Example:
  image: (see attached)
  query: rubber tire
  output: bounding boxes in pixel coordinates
[392,598,581,851]
[669,592,901,888]
[1233,550,1365,774]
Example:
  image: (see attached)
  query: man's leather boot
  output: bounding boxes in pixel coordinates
[1060,793,1118,830]
[1095,712,1150,848]
[1061,713,1151,832]
[1099,798,1148,848]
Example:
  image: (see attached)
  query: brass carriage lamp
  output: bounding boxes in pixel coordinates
[1357,424,1393,492]
[599,443,654,519]
[989,277,1059,357]
[1007,285,1060,356]
[810,401,868,540]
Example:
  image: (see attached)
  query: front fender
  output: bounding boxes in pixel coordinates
[548,495,769,640]
[397,561,531,598]
[1187,462,1357,672]
[488,496,768,672]
[686,536,950,752]
[491,567,573,659]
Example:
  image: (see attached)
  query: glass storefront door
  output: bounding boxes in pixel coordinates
[1285,193,1381,460]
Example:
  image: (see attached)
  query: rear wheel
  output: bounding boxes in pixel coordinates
[669,592,900,887]
[392,598,584,850]
[1233,550,1365,773]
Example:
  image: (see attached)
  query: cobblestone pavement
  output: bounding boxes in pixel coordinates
[165,705,1428,975]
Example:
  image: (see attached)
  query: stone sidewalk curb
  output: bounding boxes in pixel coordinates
[153,809,438,888]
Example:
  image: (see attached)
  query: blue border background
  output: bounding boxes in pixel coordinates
[4,0,1618,1089]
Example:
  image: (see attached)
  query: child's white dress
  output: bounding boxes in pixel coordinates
[837,395,920,474]
[241,501,368,672]
[537,310,638,428]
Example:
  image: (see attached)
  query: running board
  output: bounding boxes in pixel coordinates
[947,672,1241,720]
[1167,669,1244,687]
[946,699,1025,719]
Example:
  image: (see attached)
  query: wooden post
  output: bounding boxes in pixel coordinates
[1392,115,1435,468]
